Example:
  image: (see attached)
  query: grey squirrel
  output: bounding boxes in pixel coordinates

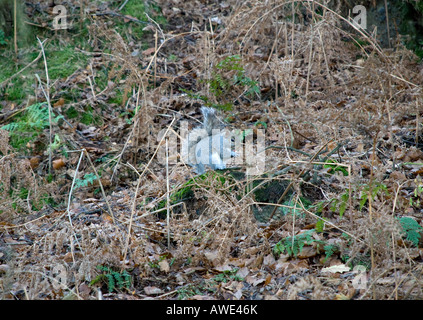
[182,107,233,174]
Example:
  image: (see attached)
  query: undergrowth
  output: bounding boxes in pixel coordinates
[273,229,320,258]
[399,216,423,247]
[183,54,260,111]
[2,0,423,301]
[1,102,63,153]
[90,265,132,293]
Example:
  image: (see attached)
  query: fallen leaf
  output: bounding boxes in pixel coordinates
[321,264,351,274]
[214,264,232,272]
[264,274,272,286]
[190,295,216,300]
[53,158,66,170]
[263,254,276,267]
[297,245,317,259]
[63,252,73,263]
[233,289,243,299]
[103,214,114,223]
[248,254,263,269]
[251,277,266,286]
[159,259,170,273]
[389,171,406,183]
[144,286,163,295]
[78,283,91,299]
[184,267,206,274]
[236,267,249,278]
[53,98,65,107]
[296,259,309,269]
[143,47,157,56]
[29,157,40,169]
[204,250,220,267]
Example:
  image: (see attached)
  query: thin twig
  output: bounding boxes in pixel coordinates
[291,194,299,253]
[36,37,53,174]
[145,12,165,40]
[117,0,129,11]
[83,149,116,225]
[305,23,314,100]
[91,11,148,25]
[166,138,171,248]
[111,85,142,181]
[384,0,390,48]
[154,29,158,88]
[64,149,85,259]
[416,99,420,146]
[13,0,17,56]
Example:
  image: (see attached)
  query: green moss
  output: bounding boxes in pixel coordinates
[0,51,30,103]
[65,106,79,119]
[108,89,125,106]
[0,0,33,48]
[4,79,25,101]
[80,106,95,125]
[121,1,147,20]
[117,0,167,39]
[1,102,63,153]
[47,46,88,79]
[0,44,87,104]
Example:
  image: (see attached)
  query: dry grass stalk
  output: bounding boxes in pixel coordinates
[2,0,423,299]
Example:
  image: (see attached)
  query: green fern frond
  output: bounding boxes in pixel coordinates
[273,229,316,257]
[27,103,50,129]
[74,173,98,189]
[91,265,132,293]
[399,217,423,247]
[1,122,20,132]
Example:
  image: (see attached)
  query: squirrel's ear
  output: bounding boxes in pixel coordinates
[201,106,216,113]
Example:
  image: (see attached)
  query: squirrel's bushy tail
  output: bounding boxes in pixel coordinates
[201,106,220,136]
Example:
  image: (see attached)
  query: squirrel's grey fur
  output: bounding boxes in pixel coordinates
[182,107,232,174]
[201,106,221,136]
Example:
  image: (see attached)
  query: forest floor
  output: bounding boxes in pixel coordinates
[1,0,423,300]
